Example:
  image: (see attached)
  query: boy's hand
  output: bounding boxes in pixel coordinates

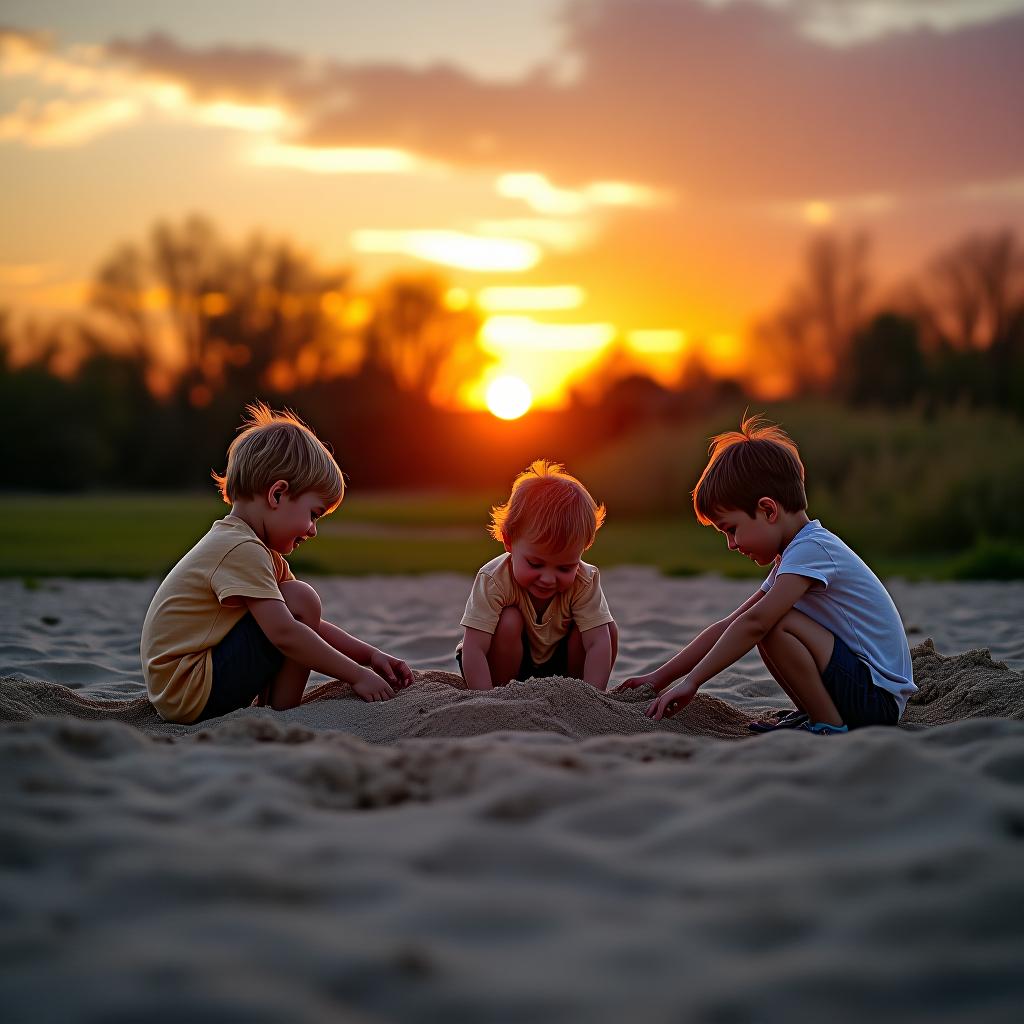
[369,649,414,690]
[646,678,698,720]
[617,672,660,692]
[353,668,396,702]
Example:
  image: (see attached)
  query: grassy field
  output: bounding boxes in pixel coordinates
[0,492,998,581]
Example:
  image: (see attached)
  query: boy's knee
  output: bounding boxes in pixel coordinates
[280,580,322,625]
[763,612,798,646]
[495,605,524,638]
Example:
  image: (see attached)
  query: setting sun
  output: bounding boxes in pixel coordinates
[485,375,533,420]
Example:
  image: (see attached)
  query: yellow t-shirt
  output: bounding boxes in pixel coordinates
[141,515,294,723]
[460,552,613,665]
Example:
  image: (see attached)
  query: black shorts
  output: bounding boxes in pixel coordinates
[198,612,284,721]
[456,630,573,682]
[822,632,899,729]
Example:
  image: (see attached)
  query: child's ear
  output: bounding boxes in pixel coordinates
[758,497,779,523]
[267,480,290,508]
[501,529,512,553]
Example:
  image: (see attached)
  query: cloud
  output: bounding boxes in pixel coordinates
[755,0,1024,44]
[4,2,1023,204]
[0,94,139,146]
[92,1,1024,202]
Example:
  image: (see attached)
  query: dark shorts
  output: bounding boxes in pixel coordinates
[456,630,573,682]
[198,612,284,721]
[822,632,899,729]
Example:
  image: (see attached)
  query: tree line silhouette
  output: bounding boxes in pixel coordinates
[2,216,1022,492]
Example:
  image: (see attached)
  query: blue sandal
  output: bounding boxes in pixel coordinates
[798,720,849,735]
[748,710,809,733]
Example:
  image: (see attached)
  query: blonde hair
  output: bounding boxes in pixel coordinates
[489,459,606,552]
[692,413,806,526]
[212,401,345,511]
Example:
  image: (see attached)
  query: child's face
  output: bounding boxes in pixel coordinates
[711,505,780,566]
[506,535,584,602]
[267,489,330,555]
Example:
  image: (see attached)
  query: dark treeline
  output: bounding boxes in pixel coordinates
[2,217,1022,493]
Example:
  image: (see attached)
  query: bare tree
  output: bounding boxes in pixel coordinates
[363,274,486,403]
[751,232,872,395]
[908,229,1024,351]
[89,215,353,402]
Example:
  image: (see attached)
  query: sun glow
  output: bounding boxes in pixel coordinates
[477,285,585,312]
[352,230,541,271]
[250,141,427,174]
[485,375,533,420]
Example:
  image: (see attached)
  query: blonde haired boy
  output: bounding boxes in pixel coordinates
[623,415,915,734]
[458,459,618,691]
[141,402,412,723]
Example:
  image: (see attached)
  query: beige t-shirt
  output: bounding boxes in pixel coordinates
[460,552,613,665]
[141,515,294,723]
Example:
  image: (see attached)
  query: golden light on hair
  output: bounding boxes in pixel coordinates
[212,401,345,511]
[489,459,606,552]
[485,375,532,420]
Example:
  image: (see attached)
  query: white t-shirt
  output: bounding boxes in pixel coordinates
[761,520,916,716]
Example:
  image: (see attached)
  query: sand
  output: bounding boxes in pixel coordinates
[1,570,1023,1022]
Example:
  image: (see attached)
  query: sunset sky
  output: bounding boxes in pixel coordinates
[2,0,1023,408]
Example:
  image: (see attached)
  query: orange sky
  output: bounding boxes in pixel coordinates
[2,1,1023,411]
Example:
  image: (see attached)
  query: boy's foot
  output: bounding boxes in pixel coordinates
[798,720,849,736]
[748,710,809,733]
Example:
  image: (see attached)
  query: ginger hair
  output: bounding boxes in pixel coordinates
[490,459,606,553]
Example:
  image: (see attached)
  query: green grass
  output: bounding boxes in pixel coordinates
[0,492,996,580]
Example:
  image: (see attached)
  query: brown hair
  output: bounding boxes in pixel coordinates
[489,459,606,552]
[692,413,806,525]
[212,401,345,511]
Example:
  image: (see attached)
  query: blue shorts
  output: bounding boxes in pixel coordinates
[198,613,284,721]
[456,630,572,682]
[822,632,899,728]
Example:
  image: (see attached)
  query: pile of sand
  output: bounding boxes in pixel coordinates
[3,641,1020,746]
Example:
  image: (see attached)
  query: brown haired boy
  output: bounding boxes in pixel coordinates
[622,415,916,733]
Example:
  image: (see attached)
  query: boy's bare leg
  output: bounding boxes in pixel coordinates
[488,606,525,685]
[267,580,318,709]
[757,644,805,714]
[758,609,843,726]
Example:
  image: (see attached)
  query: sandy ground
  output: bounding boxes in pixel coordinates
[1,570,1023,1023]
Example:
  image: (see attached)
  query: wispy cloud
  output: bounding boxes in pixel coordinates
[5,2,1023,202]
[104,2,1023,202]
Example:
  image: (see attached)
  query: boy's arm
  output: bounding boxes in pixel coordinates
[619,588,766,692]
[460,627,495,690]
[245,597,394,700]
[646,575,812,719]
[318,620,414,689]
[580,623,613,691]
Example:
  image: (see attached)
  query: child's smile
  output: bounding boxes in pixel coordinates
[506,537,583,611]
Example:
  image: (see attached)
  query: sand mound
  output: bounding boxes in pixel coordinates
[2,640,1022,744]
[904,638,1024,726]
[0,670,756,742]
